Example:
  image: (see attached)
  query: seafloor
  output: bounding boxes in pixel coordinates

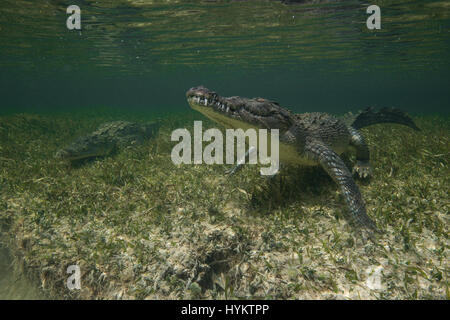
[0,111,448,299]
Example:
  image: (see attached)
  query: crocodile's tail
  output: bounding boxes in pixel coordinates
[350,107,420,131]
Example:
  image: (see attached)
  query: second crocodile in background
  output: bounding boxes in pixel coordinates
[186,86,420,232]
[55,120,161,162]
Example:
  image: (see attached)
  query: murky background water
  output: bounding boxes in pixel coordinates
[0,0,449,299]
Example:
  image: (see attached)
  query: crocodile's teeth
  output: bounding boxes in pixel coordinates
[226,106,230,113]
[204,99,208,106]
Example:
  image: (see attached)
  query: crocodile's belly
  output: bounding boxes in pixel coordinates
[278,140,348,167]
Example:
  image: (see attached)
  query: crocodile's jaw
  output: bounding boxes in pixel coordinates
[186,86,295,131]
[188,98,259,131]
[186,86,259,131]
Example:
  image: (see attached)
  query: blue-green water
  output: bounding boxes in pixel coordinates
[0,0,449,300]
[0,0,449,115]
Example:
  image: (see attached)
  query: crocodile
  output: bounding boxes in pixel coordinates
[186,86,420,231]
[55,120,161,161]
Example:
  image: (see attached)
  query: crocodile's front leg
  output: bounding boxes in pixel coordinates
[304,138,377,231]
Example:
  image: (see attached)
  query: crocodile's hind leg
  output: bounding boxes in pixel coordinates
[348,126,372,178]
[304,138,377,230]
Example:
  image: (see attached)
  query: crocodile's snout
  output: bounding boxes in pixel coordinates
[186,86,220,108]
[186,86,216,98]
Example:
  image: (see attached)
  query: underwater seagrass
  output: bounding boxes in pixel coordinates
[55,120,161,162]
[186,86,420,231]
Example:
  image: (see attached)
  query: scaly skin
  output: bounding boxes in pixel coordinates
[55,121,161,161]
[186,86,419,231]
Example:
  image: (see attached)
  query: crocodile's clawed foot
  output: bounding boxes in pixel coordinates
[353,160,372,179]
